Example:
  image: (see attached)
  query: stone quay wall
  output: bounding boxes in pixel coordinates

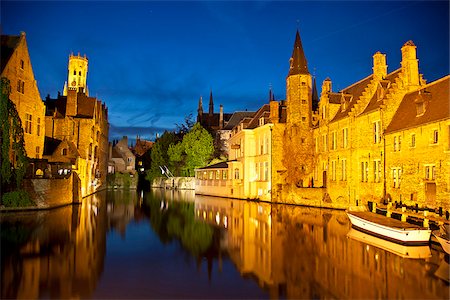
[152,177,195,190]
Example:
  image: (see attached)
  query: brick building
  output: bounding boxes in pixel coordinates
[44,53,109,196]
[1,32,45,159]
[195,30,449,210]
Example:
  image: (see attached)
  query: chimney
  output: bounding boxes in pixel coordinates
[373,51,387,80]
[321,78,332,96]
[66,89,77,116]
[401,40,420,88]
[219,104,224,129]
[269,101,279,124]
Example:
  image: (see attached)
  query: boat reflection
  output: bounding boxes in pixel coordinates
[347,228,431,259]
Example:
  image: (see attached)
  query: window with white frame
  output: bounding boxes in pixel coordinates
[331,131,337,150]
[322,134,327,151]
[373,121,381,144]
[392,167,402,188]
[424,164,436,180]
[331,160,336,181]
[234,168,240,179]
[341,159,347,181]
[264,161,269,181]
[361,161,369,182]
[393,135,402,152]
[373,160,381,183]
[342,128,348,148]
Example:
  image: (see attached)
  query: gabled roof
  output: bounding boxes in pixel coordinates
[288,30,309,76]
[330,74,374,122]
[223,111,256,130]
[361,69,402,115]
[43,136,62,156]
[1,34,21,74]
[385,76,449,134]
[247,104,270,129]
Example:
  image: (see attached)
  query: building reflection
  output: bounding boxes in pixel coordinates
[194,197,449,299]
[1,192,107,299]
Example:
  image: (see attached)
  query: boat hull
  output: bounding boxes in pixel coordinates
[433,233,450,254]
[347,211,431,245]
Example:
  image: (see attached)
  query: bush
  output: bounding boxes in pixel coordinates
[2,190,34,207]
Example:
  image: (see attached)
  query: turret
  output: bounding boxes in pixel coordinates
[373,51,387,81]
[209,90,214,116]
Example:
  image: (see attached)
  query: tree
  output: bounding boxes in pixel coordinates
[0,77,28,195]
[175,113,195,136]
[168,123,214,177]
[145,131,179,182]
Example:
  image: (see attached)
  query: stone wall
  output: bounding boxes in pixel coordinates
[151,177,195,190]
[23,172,81,209]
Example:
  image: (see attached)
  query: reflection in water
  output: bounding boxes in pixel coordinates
[1,189,448,299]
[1,192,107,299]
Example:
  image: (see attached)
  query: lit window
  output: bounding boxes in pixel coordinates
[373,160,381,183]
[234,168,240,179]
[25,113,32,134]
[35,146,40,158]
[432,130,438,144]
[342,128,348,148]
[222,170,227,180]
[341,159,347,181]
[411,134,416,147]
[392,167,402,188]
[373,121,381,144]
[216,170,220,180]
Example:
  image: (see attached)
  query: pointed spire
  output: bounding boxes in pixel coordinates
[209,90,214,116]
[312,77,319,111]
[288,30,309,76]
[269,84,273,102]
[198,96,203,113]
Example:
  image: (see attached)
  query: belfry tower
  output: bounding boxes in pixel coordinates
[63,53,89,96]
[283,29,315,187]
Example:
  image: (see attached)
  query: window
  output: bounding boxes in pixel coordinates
[20,60,24,69]
[315,137,319,153]
[17,79,24,94]
[331,160,336,181]
[416,102,424,116]
[37,118,41,136]
[322,106,326,119]
[35,146,40,158]
[234,168,240,180]
[96,131,100,142]
[264,162,269,181]
[392,168,402,188]
[342,128,348,148]
[432,130,438,144]
[79,71,81,76]
[361,161,369,182]
[62,148,67,156]
[259,118,264,126]
[341,159,347,181]
[25,113,32,134]
[302,116,306,122]
[88,143,92,159]
[331,131,337,150]
[393,135,401,152]
[373,160,381,183]
[323,134,327,151]
[425,165,436,180]
[373,121,381,144]
[73,70,76,76]
[209,171,214,180]
[215,170,220,180]
[222,170,227,180]
[410,133,416,147]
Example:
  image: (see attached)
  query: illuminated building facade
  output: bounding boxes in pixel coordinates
[1,32,45,159]
[196,30,449,210]
[44,53,109,196]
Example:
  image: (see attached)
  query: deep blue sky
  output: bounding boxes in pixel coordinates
[2,1,449,142]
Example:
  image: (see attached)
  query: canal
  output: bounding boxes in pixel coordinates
[1,189,448,299]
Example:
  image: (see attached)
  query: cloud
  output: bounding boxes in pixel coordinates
[109,123,172,142]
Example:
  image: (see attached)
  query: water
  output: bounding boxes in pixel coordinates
[1,189,448,299]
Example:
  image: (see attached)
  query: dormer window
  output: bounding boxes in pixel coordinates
[62,148,67,156]
[416,101,425,116]
[259,117,264,126]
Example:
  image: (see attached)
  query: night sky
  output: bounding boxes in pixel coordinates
[2,1,449,142]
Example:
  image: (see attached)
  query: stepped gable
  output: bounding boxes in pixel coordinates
[385,76,449,134]
[223,111,256,130]
[361,69,402,115]
[1,35,21,73]
[330,75,374,122]
[247,104,270,129]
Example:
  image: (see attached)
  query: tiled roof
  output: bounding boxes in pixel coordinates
[43,137,62,156]
[331,74,374,122]
[223,111,256,130]
[288,30,309,76]
[1,34,20,74]
[361,69,402,115]
[76,93,96,117]
[196,161,228,170]
[385,76,449,134]
[247,104,270,129]
[133,139,153,156]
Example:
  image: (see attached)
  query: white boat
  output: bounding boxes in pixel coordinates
[347,228,431,259]
[346,211,431,245]
[433,227,450,255]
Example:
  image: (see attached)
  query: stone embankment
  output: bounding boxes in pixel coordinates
[151,177,195,190]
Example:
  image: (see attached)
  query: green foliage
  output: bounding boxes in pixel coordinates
[145,131,179,182]
[107,172,134,189]
[179,123,214,176]
[0,77,28,192]
[2,190,34,207]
